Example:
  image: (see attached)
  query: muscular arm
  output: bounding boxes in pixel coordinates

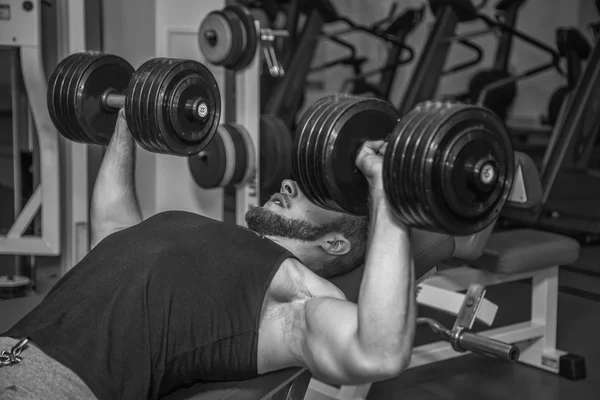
[90,110,143,248]
[300,144,416,385]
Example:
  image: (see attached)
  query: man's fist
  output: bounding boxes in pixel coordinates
[355,140,387,190]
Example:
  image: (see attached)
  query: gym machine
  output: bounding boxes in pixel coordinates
[0,1,61,257]
[546,28,592,127]
[511,27,592,166]
[311,5,424,102]
[196,3,294,207]
[462,0,525,120]
[398,0,561,120]
[501,30,600,241]
[263,0,338,131]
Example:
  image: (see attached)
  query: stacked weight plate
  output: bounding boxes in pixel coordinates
[125,58,221,156]
[384,101,514,235]
[47,52,134,146]
[293,94,400,215]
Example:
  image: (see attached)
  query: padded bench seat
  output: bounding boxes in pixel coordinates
[470,229,580,273]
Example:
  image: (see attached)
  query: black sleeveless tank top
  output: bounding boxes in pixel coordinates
[2,211,296,400]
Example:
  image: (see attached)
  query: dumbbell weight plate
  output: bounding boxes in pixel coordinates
[436,109,513,222]
[293,97,335,209]
[322,95,400,215]
[303,97,355,209]
[410,103,460,231]
[72,54,135,145]
[47,53,84,143]
[226,5,258,71]
[198,10,237,66]
[150,59,221,156]
[64,53,99,144]
[125,58,161,153]
[260,115,293,199]
[62,52,95,144]
[141,58,174,154]
[314,97,361,211]
[387,102,457,231]
[422,106,512,234]
[387,102,440,227]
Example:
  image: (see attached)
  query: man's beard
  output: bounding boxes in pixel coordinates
[245,206,330,241]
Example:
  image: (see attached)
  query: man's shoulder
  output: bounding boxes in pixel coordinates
[268,259,347,302]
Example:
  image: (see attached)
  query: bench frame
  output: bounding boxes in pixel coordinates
[303,264,562,400]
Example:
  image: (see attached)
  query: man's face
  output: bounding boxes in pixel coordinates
[245,180,347,241]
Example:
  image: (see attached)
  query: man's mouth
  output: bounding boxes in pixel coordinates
[270,193,289,208]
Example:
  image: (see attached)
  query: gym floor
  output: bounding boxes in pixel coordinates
[367,245,600,400]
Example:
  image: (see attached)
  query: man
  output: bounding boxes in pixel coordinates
[1,110,416,400]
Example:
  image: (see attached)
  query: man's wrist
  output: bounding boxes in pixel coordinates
[369,189,409,232]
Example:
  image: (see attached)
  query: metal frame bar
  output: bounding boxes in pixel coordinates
[234,20,262,226]
[61,0,90,270]
[303,265,564,399]
[0,0,61,256]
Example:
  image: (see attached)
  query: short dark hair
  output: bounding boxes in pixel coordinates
[318,214,369,278]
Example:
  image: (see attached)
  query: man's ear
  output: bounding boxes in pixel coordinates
[319,232,351,256]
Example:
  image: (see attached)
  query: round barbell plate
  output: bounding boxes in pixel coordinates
[221,8,247,69]
[188,125,230,188]
[230,122,256,186]
[226,4,258,71]
[198,11,236,66]
[322,95,400,215]
[47,53,84,143]
[222,123,251,186]
[72,53,135,146]
[314,96,361,211]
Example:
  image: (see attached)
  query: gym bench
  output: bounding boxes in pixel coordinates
[161,151,583,400]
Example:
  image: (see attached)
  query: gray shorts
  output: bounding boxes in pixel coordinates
[0,336,98,400]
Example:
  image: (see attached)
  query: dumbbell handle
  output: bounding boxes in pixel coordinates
[101,90,210,122]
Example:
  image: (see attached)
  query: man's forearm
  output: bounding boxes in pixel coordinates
[90,115,143,246]
[356,188,416,366]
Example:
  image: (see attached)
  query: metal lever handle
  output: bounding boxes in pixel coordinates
[455,330,520,363]
[261,29,288,78]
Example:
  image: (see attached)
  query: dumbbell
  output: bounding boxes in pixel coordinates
[188,115,293,200]
[292,94,515,236]
[47,52,221,156]
[198,4,288,76]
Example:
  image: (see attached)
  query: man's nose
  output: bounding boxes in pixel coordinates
[281,180,299,198]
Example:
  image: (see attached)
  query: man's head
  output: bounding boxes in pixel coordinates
[245,180,369,278]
